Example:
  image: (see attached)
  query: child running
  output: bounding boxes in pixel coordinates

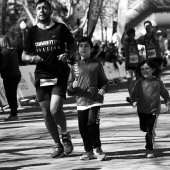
[67,37,109,161]
[131,59,170,158]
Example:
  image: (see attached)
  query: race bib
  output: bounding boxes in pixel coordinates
[129,54,138,63]
[147,49,156,58]
[40,78,58,87]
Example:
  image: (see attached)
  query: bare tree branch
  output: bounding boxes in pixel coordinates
[16,0,36,25]
[1,0,7,34]
[71,8,88,35]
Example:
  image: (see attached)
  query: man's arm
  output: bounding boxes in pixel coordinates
[21,26,43,64]
[22,51,43,64]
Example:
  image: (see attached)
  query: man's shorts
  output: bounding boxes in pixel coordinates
[36,82,67,102]
[35,69,70,102]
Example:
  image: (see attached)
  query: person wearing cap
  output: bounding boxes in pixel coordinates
[22,0,77,158]
[137,20,166,69]
[121,28,141,104]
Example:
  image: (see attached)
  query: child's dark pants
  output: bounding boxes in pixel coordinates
[78,106,101,152]
[138,112,158,151]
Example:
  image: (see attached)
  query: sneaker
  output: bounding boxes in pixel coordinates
[146,150,154,158]
[4,115,18,121]
[80,151,96,160]
[51,143,65,158]
[126,97,132,104]
[94,147,107,161]
[62,132,74,155]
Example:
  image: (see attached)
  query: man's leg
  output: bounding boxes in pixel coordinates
[39,98,65,158]
[57,111,67,133]
[40,98,61,144]
[50,86,73,155]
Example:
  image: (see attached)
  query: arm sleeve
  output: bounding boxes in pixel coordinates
[98,62,109,92]
[160,81,170,104]
[62,24,75,46]
[131,80,140,102]
[23,27,36,53]
[67,67,77,96]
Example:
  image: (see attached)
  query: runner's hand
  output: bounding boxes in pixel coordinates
[58,53,68,63]
[72,80,78,88]
[98,89,106,96]
[31,55,43,63]
[132,102,137,108]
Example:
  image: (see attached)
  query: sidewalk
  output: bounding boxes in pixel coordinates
[0,67,170,170]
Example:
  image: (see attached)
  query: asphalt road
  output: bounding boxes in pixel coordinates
[0,66,170,170]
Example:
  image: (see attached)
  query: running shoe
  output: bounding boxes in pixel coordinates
[4,115,18,121]
[62,132,74,155]
[146,149,154,158]
[94,147,107,161]
[80,151,96,160]
[51,143,65,158]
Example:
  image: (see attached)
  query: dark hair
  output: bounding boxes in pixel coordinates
[136,59,161,78]
[126,28,135,35]
[78,37,93,48]
[36,0,51,9]
[144,20,152,26]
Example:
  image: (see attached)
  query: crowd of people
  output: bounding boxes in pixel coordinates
[1,0,170,161]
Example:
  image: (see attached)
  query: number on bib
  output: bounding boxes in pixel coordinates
[147,49,156,58]
[129,54,138,63]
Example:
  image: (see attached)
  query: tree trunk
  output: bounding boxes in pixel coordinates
[100,15,104,41]
[16,0,36,26]
[1,0,7,34]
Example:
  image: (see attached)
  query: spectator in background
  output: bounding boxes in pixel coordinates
[0,35,21,121]
[137,20,166,69]
[121,28,141,104]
